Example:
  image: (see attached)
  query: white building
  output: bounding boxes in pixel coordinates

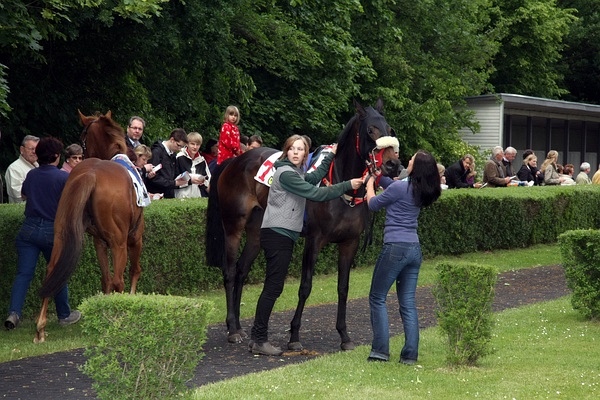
[459,93,600,173]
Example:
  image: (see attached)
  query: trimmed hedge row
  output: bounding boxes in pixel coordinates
[558,229,600,319]
[1,185,600,319]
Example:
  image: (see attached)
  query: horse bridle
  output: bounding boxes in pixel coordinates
[333,124,389,207]
[80,118,99,153]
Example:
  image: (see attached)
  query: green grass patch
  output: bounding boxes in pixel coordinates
[0,244,561,364]
[189,297,599,399]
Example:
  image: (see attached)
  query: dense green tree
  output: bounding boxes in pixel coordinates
[350,0,500,164]
[489,0,576,98]
[559,0,600,104]
[0,0,583,174]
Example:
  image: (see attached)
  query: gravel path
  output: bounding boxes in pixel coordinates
[0,265,569,399]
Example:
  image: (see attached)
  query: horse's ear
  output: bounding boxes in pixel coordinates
[353,98,366,117]
[375,98,384,114]
[78,109,93,126]
[105,110,112,119]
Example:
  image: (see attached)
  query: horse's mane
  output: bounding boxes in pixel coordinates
[98,114,127,152]
[84,112,127,159]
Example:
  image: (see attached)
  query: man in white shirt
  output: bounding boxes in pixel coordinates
[5,135,39,203]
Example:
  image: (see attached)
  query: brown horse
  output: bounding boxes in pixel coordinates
[206,99,400,350]
[34,111,145,343]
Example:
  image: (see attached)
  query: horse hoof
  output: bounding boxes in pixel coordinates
[33,332,45,344]
[288,341,303,351]
[341,341,355,351]
[228,333,243,343]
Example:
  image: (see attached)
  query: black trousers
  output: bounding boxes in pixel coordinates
[251,228,295,343]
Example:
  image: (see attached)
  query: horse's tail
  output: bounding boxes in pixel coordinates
[39,173,93,298]
[205,162,227,268]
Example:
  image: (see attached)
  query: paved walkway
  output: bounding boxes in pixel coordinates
[0,265,569,399]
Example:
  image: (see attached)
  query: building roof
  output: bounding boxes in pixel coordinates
[465,93,600,120]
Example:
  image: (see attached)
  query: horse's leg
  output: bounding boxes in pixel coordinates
[34,297,50,344]
[223,231,245,343]
[335,238,360,350]
[288,234,325,351]
[233,208,264,334]
[93,237,112,294]
[127,239,142,295]
[127,218,144,294]
[110,243,128,293]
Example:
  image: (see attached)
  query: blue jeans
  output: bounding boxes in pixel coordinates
[369,242,422,362]
[8,217,71,319]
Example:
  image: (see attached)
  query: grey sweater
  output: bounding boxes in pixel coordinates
[261,157,352,241]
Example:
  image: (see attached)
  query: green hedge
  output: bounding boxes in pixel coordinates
[79,293,213,399]
[433,262,497,366]
[558,229,600,319]
[2,185,600,320]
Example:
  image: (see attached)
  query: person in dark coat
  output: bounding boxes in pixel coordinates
[145,128,189,198]
[444,154,480,188]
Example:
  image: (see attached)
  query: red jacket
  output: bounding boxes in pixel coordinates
[217,122,241,164]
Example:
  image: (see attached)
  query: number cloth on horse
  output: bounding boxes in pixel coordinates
[111,154,151,207]
[254,145,334,187]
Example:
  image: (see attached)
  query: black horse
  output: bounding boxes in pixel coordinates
[206,99,399,350]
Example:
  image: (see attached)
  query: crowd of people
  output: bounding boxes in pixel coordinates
[440,145,597,189]
[4,107,600,367]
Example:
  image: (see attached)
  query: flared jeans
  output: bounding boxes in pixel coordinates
[369,242,422,362]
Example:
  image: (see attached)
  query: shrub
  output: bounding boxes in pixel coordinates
[558,229,600,319]
[79,293,213,399]
[3,185,600,320]
[433,262,497,366]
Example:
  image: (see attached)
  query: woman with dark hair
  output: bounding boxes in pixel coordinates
[365,150,441,364]
[5,137,81,330]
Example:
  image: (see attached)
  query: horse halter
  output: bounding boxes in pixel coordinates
[80,118,99,154]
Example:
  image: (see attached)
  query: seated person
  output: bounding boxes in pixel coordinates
[540,150,565,186]
[483,146,511,187]
[437,164,448,190]
[560,164,576,186]
[517,153,543,185]
[445,154,480,188]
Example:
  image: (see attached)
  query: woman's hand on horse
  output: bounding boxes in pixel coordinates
[350,178,363,190]
[330,143,338,154]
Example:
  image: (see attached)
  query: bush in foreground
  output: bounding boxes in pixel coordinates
[79,293,213,399]
[559,229,600,319]
[433,262,497,366]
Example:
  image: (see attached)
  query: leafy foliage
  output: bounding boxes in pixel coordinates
[559,229,600,319]
[489,0,576,97]
[79,293,213,399]
[433,261,497,366]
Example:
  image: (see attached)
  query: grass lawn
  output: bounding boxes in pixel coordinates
[0,244,561,364]
[189,297,599,399]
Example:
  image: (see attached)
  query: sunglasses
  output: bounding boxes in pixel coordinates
[70,156,83,160]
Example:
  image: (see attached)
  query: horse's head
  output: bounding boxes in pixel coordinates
[337,99,400,179]
[79,110,127,160]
